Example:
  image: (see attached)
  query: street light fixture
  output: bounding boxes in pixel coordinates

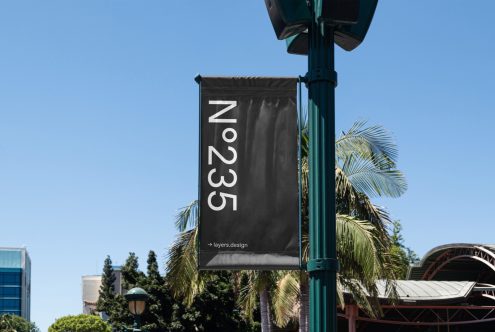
[125,287,149,331]
[285,0,379,55]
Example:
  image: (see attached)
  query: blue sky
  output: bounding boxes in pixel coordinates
[0,1,494,330]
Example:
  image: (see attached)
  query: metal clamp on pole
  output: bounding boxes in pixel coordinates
[304,69,338,87]
[194,74,202,84]
[306,258,340,273]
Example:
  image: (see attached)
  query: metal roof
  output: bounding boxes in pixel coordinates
[375,280,476,304]
[408,243,495,282]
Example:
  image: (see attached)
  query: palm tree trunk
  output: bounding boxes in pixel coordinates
[299,277,309,332]
[260,287,272,332]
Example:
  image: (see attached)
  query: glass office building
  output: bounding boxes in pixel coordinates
[0,247,31,320]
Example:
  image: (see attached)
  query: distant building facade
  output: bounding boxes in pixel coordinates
[82,266,122,314]
[0,247,31,320]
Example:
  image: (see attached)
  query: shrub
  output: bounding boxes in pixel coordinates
[48,314,111,332]
[0,314,40,332]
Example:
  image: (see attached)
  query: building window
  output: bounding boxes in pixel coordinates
[0,272,22,285]
[0,287,21,297]
[0,299,21,311]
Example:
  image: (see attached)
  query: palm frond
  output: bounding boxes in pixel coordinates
[238,271,266,320]
[336,214,381,282]
[272,272,300,327]
[338,277,381,318]
[336,167,391,235]
[238,282,257,321]
[342,156,407,198]
[300,117,309,159]
[238,271,277,322]
[174,200,199,232]
[336,278,345,309]
[336,120,398,168]
[336,214,399,317]
[165,227,209,306]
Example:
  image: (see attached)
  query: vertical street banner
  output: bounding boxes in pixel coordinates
[198,76,300,269]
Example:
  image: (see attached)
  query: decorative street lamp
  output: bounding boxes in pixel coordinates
[124,287,149,331]
[264,1,378,331]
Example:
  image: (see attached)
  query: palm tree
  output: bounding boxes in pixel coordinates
[238,271,275,332]
[271,121,407,329]
[334,121,407,313]
[166,121,407,330]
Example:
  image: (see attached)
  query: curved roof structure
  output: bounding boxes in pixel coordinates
[409,243,495,283]
[340,244,495,330]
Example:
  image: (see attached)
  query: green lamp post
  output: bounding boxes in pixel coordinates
[264,0,378,331]
[124,287,149,331]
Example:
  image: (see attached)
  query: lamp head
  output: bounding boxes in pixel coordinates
[285,0,379,54]
[334,0,378,51]
[125,287,149,316]
[264,0,311,40]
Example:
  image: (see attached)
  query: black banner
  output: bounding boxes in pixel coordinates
[198,77,299,269]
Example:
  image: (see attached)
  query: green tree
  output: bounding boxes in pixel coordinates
[389,220,420,279]
[48,314,111,332]
[95,251,256,331]
[94,255,131,331]
[108,253,145,331]
[0,314,40,332]
[96,255,116,316]
[140,250,173,332]
[121,252,145,290]
[146,251,162,284]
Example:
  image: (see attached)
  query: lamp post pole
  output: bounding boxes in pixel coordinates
[264,0,377,330]
[132,315,142,332]
[306,2,338,331]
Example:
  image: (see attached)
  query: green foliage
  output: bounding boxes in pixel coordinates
[169,272,258,332]
[95,255,132,331]
[272,272,300,327]
[237,271,275,331]
[389,220,420,279]
[96,256,116,315]
[146,251,162,283]
[121,252,146,290]
[333,123,407,313]
[109,294,134,331]
[335,121,407,198]
[97,251,258,331]
[0,314,40,332]
[139,250,173,332]
[48,314,111,332]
